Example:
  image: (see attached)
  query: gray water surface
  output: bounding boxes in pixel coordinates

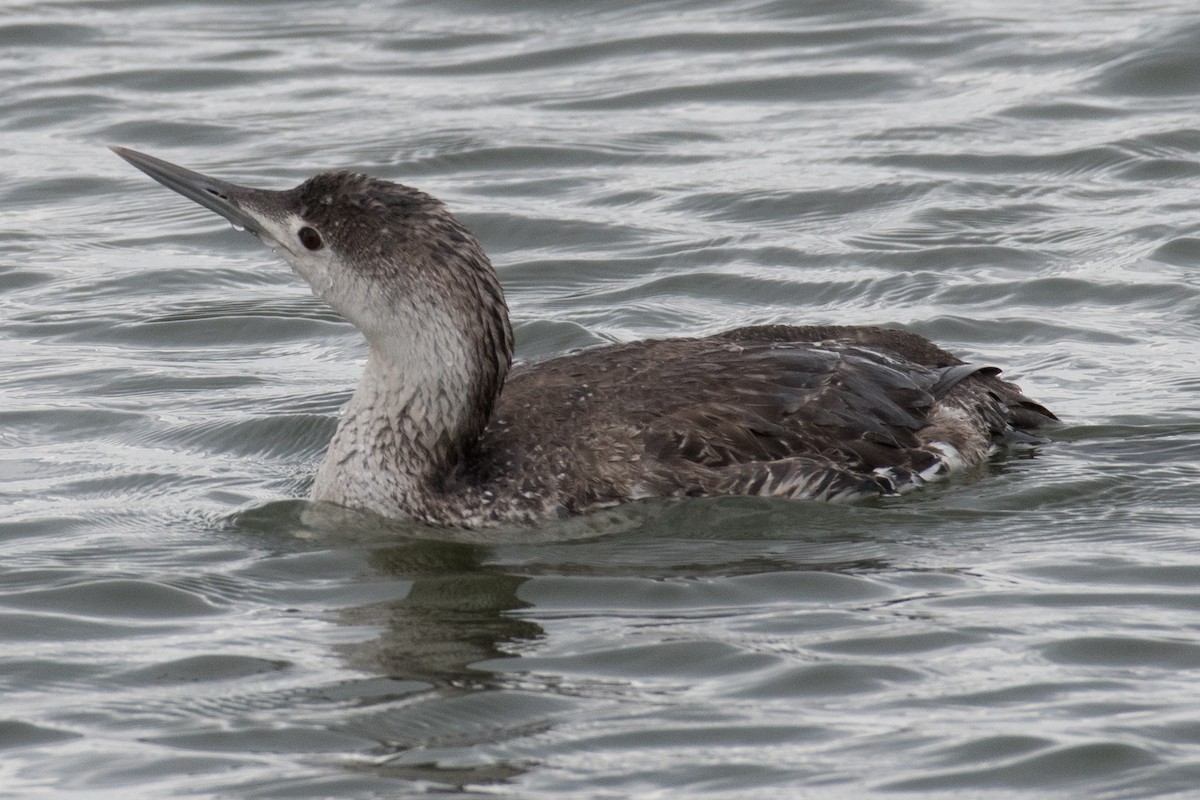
[6,1,1200,797]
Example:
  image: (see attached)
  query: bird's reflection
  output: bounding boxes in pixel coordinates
[338,538,540,687]
[232,496,901,791]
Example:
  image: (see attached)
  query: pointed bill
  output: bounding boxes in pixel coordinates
[110,146,274,238]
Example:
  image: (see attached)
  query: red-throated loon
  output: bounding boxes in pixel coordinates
[111,146,1058,528]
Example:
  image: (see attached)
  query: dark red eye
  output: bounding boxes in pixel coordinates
[298,226,323,251]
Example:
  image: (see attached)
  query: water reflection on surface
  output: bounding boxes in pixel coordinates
[7,0,1200,796]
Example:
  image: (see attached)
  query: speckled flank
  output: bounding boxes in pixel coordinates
[113,150,1059,528]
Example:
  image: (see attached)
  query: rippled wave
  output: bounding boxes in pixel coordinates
[4,1,1200,797]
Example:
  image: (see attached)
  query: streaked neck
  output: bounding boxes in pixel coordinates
[311,319,494,519]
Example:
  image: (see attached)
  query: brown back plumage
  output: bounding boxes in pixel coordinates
[461,324,1057,520]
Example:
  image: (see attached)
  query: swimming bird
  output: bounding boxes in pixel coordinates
[111,146,1057,528]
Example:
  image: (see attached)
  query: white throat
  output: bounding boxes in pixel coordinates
[310,301,479,519]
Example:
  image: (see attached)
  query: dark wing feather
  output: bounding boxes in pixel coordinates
[635,340,949,498]
[484,324,1057,508]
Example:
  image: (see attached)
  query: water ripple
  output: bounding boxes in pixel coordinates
[6,0,1200,797]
